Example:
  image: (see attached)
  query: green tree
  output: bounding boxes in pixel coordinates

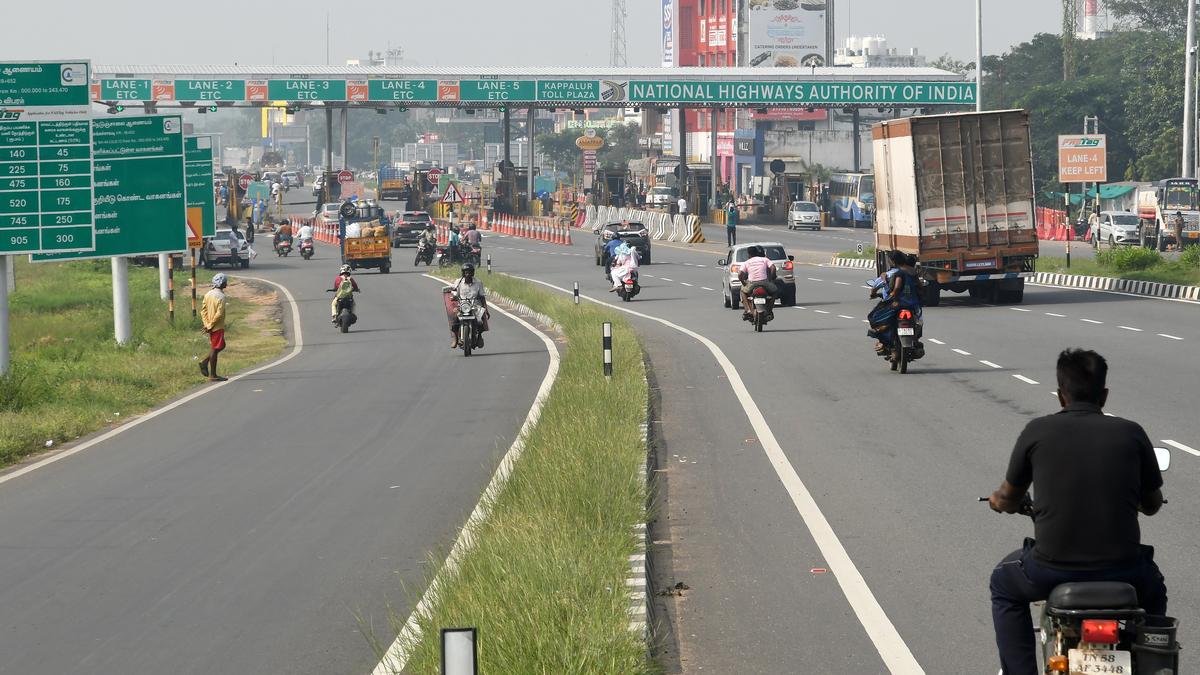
[597,123,642,173]
[930,53,975,77]
[1105,0,1188,36]
[536,128,585,178]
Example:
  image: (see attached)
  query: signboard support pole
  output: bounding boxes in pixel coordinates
[678,107,688,203]
[0,256,9,375]
[340,106,349,171]
[526,108,536,217]
[158,253,170,300]
[5,255,13,295]
[710,107,719,216]
[112,257,132,346]
[191,249,198,317]
[852,108,861,172]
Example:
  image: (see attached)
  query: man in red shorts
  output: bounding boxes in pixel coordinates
[200,273,229,382]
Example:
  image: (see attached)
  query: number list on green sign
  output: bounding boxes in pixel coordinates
[0,60,95,255]
[184,135,215,240]
[33,115,187,262]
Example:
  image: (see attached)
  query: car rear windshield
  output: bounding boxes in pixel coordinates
[792,202,818,212]
[734,246,787,262]
[650,187,676,195]
[1110,215,1139,225]
[403,212,431,222]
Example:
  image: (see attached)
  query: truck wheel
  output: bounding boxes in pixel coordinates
[921,282,941,307]
[240,258,250,269]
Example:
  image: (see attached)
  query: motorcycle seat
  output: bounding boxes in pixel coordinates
[1047,582,1139,610]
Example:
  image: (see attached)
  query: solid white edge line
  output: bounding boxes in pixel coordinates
[510,274,924,673]
[1013,375,1040,385]
[371,275,561,675]
[1162,440,1200,457]
[0,275,303,488]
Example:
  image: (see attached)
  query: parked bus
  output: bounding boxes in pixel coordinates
[829,172,875,227]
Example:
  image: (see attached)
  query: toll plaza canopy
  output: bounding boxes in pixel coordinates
[91,66,974,108]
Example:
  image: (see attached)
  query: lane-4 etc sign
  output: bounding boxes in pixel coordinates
[1058,134,1107,183]
[92,77,976,107]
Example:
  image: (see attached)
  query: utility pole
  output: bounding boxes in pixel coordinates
[975,0,983,112]
[1183,0,1197,178]
[1062,0,1080,81]
[610,0,628,67]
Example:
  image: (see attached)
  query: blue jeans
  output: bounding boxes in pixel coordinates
[990,538,1167,675]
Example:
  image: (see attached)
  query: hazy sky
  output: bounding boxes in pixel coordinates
[4,1,1061,68]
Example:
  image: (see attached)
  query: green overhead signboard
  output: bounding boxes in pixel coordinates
[267,79,346,101]
[176,79,245,101]
[458,80,536,102]
[367,79,437,101]
[537,80,601,102]
[100,79,151,101]
[184,135,215,242]
[0,60,95,255]
[34,115,187,262]
[625,81,977,105]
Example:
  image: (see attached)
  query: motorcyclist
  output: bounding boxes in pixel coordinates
[445,263,489,348]
[272,221,293,251]
[419,223,438,248]
[987,349,1167,675]
[463,224,482,263]
[297,221,314,246]
[738,245,778,318]
[601,229,623,279]
[867,251,921,354]
[609,240,640,291]
[330,263,360,324]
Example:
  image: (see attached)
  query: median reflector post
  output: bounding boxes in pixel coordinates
[167,254,175,324]
[441,627,478,675]
[158,253,170,300]
[574,281,580,305]
[602,321,613,379]
[112,257,132,346]
[190,248,198,317]
[487,254,492,275]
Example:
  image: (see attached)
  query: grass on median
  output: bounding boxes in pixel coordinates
[0,258,286,468]
[836,245,876,260]
[378,272,653,674]
[1038,245,1200,286]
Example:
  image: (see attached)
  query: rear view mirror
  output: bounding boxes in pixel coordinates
[717,258,727,266]
[592,228,599,234]
[1154,447,1171,472]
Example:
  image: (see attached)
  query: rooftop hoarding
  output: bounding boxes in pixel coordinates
[662,0,675,67]
[91,77,975,107]
[747,0,828,68]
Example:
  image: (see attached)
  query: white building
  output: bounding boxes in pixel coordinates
[834,36,926,69]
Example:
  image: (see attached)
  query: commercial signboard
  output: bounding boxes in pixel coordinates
[0,60,95,255]
[662,0,675,67]
[1058,134,1107,183]
[747,0,828,68]
[750,108,829,121]
[34,115,187,261]
[184,135,216,246]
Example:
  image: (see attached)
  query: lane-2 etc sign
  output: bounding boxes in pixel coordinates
[1058,134,1107,183]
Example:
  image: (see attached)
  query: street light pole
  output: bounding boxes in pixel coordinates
[975,0,984,112]
[1183,0,1197,178]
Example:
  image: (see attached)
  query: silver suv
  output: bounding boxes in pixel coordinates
[717,242,797,308]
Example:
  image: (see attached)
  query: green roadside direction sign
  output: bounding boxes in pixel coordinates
[0,60,95,255]
[100,78,151,101]
[33,115,187,262]
[367,79,437,101]
[625,80,977,105]
[184,135,215,244]
[537,80,601,103]
[267,79,347,101]
[459,80,536,102]
[175,79,245,101]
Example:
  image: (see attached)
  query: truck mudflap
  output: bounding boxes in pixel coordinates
[941,271,1035,283]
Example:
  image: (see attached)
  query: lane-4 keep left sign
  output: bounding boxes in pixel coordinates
[1058,134,1107,183]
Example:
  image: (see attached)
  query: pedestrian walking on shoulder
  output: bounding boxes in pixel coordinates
[725,199,738,246]
[199,273,229,382]
[677,195,688,217]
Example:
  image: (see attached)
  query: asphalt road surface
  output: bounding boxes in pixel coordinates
[0,239,549,674]
[480,225,1200,674]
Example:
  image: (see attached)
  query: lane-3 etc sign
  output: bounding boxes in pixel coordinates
[1058,135,1107,183]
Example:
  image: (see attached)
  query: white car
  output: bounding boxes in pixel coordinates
[646,185,678,209]
[787,201,821,230]
[717,242,798,308]
[1093,211,1141,247]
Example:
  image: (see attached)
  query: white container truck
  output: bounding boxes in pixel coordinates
[872,110,1039,305]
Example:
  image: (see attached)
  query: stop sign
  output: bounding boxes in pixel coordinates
[238,174,253,191]
[427,168,442,184]
[337,170,354,184]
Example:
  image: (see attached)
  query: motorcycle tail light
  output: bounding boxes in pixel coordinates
[752,287,768,296]
[783,260,794,270]
[1047,655,1069,672]
[1081,619,1120,644]
[898,310,913,320]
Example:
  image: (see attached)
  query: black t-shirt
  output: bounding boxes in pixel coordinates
[1006,402,1162,570]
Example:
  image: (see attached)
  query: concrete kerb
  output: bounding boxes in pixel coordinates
[827,255,1200,302]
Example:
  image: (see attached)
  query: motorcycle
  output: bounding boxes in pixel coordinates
[299,238,314,261]
[274,239,292,257]
[744,285,775,332]
[327,291,357,334]
[980,447,1179,674]
[436,245,454,268]
[616,269,640,302]
[414,240,435,266]
[455,295,485,356]
[886,309,925,374]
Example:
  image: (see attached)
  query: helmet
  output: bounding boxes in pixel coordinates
[425,223,435,230]
[211,273,228,288]
[461,263,476,276]
[340,264,352,275]
[603,229,615,240]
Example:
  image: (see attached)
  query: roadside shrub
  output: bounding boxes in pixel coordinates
[1096,246,1162,272]
[1181,244,1200,268]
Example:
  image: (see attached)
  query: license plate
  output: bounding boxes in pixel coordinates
[897,327,915,336]
[1068,648,1131,674]
[753,298,767,306]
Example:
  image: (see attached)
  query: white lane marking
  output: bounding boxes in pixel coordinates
[1119,325,1143,332]
[374,277,563,675]
[1158,333,1184,341]
[660,277,674,282]
[1013,375,1040,385]
[1044,312,1066,318]
[0,275,304,487]
[680,282,694,287]
[1010,307,1031,312]
[952,348,972,356]
[834,281,852,286]
[807,277,823,282]
[814,309,830,314]
[701,286,714,291]
[1162,440,1200,457]
[929,338,945,345]
[980,360,1003,369]
[837,315,855,320]
[1081,319,1103,324]
[514,275,924,673]
[642,274,656,278]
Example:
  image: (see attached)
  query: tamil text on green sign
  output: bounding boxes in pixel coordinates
[185,135,216,245]
[0,60,95,255]
[34,115,187,261]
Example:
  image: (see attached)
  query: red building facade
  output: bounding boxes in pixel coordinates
[676,0,738,184]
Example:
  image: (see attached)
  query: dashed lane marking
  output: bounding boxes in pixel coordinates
[929,338,945,345]
[834,281,851,286]
[680,282,694,287]
[980,360,1003,369]
[660,277,674,282]
[814,309,830,314]
[1081,319,1103,324]
[837,315,855,319]
[952,348,972,356]
[701,286,714,291]
[807,277,823,282]
[1013,375,1040,385]
[1158,333,1184,341]
[1162,440,1200,457]
[1045,312,1066,317]
[1119,325,1143,332]
[1010,308,1031,312]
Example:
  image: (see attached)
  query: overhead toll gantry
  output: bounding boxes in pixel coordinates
[91,65,973,214]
